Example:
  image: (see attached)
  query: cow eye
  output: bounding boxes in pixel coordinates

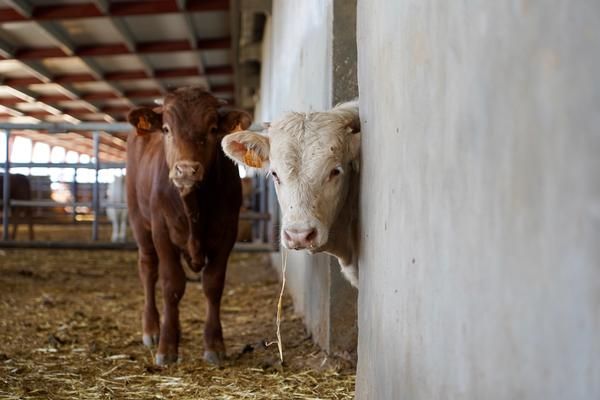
[210,126,218,134]
[162,124,171,135]
[329,166,343,180]
[270,170,280,184]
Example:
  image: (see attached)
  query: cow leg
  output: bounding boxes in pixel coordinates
[119,211,128,241]
[27,208,34,241]
[155,239,186,366]
[138,246,160,347]
[10,210,18,240]
[112,218,119,243]
[202,253,228,365]
[11,222,17,240]
[10,208,18,240]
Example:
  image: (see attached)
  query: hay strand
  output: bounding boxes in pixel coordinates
[276,249,288,363]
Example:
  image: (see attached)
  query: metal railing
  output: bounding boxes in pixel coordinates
[1,123,277,251]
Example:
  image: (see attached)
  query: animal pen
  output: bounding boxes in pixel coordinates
[0,122,276,251]
[0,124,355,399]
[3,0,595,398]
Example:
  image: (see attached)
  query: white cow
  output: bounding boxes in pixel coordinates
[222,101,361,286]
[106,175,128,242]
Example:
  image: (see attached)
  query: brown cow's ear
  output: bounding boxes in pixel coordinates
[221,131,270,169]
[219,109,253,133]
[128,107,163,135]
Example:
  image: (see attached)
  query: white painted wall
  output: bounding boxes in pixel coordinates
[356,1,600,399]
[258,1,332,119]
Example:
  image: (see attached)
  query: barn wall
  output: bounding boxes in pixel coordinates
[356,1,600,399]
[257,1,358,353]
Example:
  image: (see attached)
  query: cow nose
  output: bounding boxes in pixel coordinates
[173,161,202,178]
[283,228,317,249]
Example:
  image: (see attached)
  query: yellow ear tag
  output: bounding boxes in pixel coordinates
[137,115,152,130]
[243,149,263,168]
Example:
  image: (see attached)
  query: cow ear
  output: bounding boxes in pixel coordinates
[349,132,361,171]
[219,109,252,133]
[221,131,270,169]
[128,107,162,135]
[347,118,360,134]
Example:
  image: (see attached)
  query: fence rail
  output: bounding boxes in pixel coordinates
[1,123,276,250]
[0,241,276,252]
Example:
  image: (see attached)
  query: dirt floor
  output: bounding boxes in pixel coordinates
[0,235,355,399]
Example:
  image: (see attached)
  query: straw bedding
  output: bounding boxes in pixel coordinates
[0,244,355,399]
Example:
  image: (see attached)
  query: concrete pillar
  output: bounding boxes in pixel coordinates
[356,1,600,398]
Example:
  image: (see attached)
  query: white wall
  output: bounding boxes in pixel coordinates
[258,1,332,119]
[356,1,600,399]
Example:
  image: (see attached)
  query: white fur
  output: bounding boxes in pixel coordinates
[106,176,128,242]
[222,100,360,287]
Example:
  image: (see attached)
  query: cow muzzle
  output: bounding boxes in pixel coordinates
[282,226,319,251]
[169,160,204,195]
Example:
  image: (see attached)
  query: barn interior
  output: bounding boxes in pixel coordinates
[2,1,599,399]
[0,0,356,399]
[0,0,242,234]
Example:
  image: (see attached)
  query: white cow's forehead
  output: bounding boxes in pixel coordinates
[266,112,352,180]
[269,111,349,157]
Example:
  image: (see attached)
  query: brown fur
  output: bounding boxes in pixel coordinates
[0,174,34,240]
[126,88,250,365]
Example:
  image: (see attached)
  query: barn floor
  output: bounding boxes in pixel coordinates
[0,246,355,399]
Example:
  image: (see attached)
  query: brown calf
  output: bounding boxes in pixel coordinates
[0,173,34,240]
[126,88,250,366]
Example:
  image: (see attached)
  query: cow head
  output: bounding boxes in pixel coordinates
[128,88,251,196]
[222,101,360,251]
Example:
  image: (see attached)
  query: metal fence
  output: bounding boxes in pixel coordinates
[0,122,276,252]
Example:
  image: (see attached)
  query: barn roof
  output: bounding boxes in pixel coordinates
[0,0,253,162]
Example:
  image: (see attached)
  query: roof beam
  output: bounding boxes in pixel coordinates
[8,37,231,61]
[0,36,16,58]
[90,0,110,14]
[98,11,167,96]
[25,105,150,117]
[0,104,24,117]
[109,18,136,52]
[1,88,232,107]
[4,65,233,86]
[19,13,134,110]
[176,0,208,88]
[3,57,102,119]
[37,21,76,56]
[3,0,32,18]
[0,0,229,23]
[79,57,133,106]
[19,60,53,83]
[35,19,114,87]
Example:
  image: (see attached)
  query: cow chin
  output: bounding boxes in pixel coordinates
[170,176,199,197]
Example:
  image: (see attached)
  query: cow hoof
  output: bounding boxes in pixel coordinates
[203,350,225,366]
[143,334,159,347]
[155,353,179,366]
